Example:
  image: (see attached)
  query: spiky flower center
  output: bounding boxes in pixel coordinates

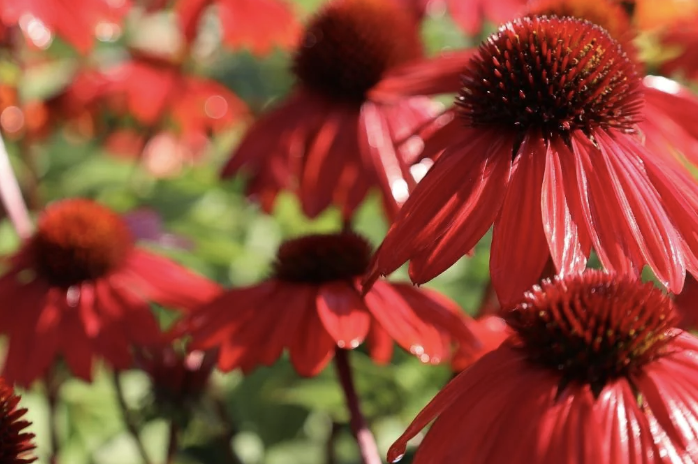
[528,0,633,42]
[456,16,643,144]
[292,0,422,102]
[31,199,133,287]
[0,379,36,463]
[272,233,372,284]
[506,271,677,397]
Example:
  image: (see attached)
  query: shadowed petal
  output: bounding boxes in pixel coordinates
[409,134,512,283]
[596,130,685,291]
[491,133,549,305]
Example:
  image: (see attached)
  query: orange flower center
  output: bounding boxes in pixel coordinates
[457,16,643,145]
[506,271,677,397]
[292,0,422,102]
[272,233,372,284]
[31,199,134,287]
[528,0,633,43]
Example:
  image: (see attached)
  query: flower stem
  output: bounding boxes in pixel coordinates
[112,372,153,464]
[166,421,178,464]
[333,348,381,464]
[0,132,32,238]
[325,421,340,464]
[45,372,61,464]
[211,393,244,464]
[475,279,496,318]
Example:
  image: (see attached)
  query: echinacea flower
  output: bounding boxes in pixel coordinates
[366,16,698,304]
[221,0,440,222]
[175,232,480,376]
[0,378,36,463]
[0,199,220,387]
[388,271,698,463]
[175,0,299,56]
[0,0,130,53]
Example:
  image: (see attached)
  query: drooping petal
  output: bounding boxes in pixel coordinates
[366,128,509,287]
[365,281,449,363]
[388,347,525,463]
[366,322,394,364]
[633,333,698,458]
[490,133,550,305]
[570,134,640,277]
[289,299,336,377]
[595,129,685,291]
[316,282,370,349]
[541,136,589,275]
[358,101,415,217]
[300,108,356,218]
[121,249,221,311]
[408,133,512,283]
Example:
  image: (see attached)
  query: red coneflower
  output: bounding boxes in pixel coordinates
[221,0,440,222]
[0,0,130,53]
[366,16,698,304]
[0,378,36,463]
[175,232,481,376]
[388,271,698,463]
[176,0,299,56]
[0,199,220,387]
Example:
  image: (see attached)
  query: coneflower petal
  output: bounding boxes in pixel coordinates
[408,138,512,283]
[490,133,549,304]
[541,137,589,275]
[596,130,686,291]
[316,282,371,349]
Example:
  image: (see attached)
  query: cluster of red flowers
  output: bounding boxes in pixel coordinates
[2,0,698,462]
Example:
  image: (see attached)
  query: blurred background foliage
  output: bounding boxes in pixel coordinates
[0,1,489,463]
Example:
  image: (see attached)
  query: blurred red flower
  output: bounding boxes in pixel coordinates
[176,0,299,56]
[0,199,220,387]
[389,271,698,463]
[0,0,130,52]
[134,345,216,412]
[659,19,698,81]
[367,17,698,304]
[396,0,527,34]
[0,378,36,463]
[103,52,248,133]
[175,233,482,377]
[221,0,440,222]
